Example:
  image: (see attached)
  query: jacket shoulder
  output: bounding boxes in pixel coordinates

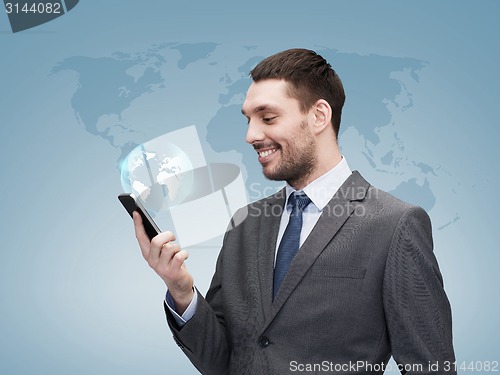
[352,171,430,223]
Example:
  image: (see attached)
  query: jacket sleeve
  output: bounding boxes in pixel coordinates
[165,243,230,375]
[383,206,456,375]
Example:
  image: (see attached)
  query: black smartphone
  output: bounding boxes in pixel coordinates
[118,193,161,241]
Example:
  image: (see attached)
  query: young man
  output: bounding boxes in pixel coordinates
[133,49,456,374]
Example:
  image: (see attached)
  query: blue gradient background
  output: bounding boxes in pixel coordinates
[1,1,499,374]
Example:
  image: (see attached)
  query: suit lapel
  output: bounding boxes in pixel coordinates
[257,188,286,322]
[261,171,370,331]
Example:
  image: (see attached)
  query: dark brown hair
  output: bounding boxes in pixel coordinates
[250,48,345,137]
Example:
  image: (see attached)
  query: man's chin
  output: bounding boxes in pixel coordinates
[262,167,276,181]
[262,165,286,182]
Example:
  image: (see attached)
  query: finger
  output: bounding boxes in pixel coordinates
[133,213,177,245]
[147,238,163,268]
[148,233,178,268]
[149,232,175,263]
[171,249,189,270]
[159,242,181,265]
[150,231,176,248]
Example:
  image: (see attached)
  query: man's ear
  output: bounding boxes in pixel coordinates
[310,99,332,135]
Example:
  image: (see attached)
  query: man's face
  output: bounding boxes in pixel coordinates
[242,79,317,187]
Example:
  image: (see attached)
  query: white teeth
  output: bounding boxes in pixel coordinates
[259,149,277,158]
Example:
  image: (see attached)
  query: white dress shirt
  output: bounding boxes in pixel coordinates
[275,156,352,260]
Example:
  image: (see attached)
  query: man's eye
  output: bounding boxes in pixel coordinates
[263,116,277,123]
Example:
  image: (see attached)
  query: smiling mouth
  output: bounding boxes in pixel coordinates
[258,148,278,158]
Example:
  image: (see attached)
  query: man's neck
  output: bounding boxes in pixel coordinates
[289,151,342,190]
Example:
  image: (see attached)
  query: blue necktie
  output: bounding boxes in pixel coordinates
[273,192,312,299]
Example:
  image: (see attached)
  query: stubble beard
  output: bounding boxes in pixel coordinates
[262,120,317,188]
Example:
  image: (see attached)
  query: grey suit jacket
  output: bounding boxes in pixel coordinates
[166,171,456,374]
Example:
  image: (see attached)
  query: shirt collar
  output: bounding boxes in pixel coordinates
[284,156,352,211]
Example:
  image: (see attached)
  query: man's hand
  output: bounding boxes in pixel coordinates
[133,211,194,314]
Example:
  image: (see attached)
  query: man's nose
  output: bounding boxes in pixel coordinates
[245,120,265,145]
